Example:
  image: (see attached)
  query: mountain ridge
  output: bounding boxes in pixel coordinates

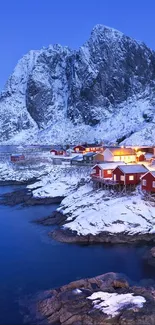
[1,24,155,145]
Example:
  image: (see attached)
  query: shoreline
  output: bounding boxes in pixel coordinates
[51,227,155,245]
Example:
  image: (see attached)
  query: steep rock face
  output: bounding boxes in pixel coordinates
[1,25,155,144]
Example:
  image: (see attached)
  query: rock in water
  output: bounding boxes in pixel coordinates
[1,25,155,145]
[33,272,155,325]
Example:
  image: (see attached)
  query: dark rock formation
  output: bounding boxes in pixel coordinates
[33,272,155,325]
[51,226,155,245]
[0,189,64,206]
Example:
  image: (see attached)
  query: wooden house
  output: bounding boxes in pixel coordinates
[91,162,126,179]
[50,148,64,156]
[83,152,104,164]
[103,148,136,163]
[73,144,103,154]
[112,164,148,185]
[141,171,155,193]
[83,152,96,164]
[11,154,25,162]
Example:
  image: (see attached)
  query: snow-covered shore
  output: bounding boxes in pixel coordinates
[27,166,91,199]
[50,183,155,244]
[0,161,51,184]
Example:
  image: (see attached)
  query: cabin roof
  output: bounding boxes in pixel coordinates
[141,170,155,179]
[107,148,136,156]
[50,147,64,151]
[93,162,126,170]
[71,155,83,161]
[116,164,148,174]
[82,143,102,148]
[84,152,96,157]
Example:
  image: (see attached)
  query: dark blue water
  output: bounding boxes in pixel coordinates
[0,186,154,325]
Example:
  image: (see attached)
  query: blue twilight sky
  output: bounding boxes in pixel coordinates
[0,0,155,90]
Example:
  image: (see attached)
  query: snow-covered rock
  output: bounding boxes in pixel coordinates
[27,166,91,198]
[1,25,155,145]
[56,184,155,239]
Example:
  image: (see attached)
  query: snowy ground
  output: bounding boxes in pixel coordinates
[0,158,53,183]
[57,183,155,237]
[27,166,91,198]
[88,291,146,317]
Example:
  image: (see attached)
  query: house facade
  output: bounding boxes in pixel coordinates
[73,144,103,154]
[141,171,155,192]
[103,148,136,163]
[11,154,25,162]
[91,162,126,179]
[112,165,148,185]
[50,148,64,155]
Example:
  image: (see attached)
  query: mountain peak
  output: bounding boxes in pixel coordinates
[0,26,155,145]
[91,24,124,39]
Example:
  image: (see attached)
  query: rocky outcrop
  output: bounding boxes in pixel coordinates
[1,25,155,145]
[51,227,155,245]
[33,272,155,325]
[0,189,64,206]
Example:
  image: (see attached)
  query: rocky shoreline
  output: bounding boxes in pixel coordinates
[0,188,64,206]
[35,210,155,245]
[32,272,155,325]
[51,228,155,245]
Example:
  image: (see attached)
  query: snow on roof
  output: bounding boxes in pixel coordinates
[71,155,83,161]
[107,148,136,156]
[117,164,148,174]
[93,162,126,170]
[88,291,146,317]
[84,152,96,157]
[141,170,155,179]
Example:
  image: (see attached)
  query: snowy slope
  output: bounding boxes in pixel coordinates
[57,184,155,236]
[1,25,155,145]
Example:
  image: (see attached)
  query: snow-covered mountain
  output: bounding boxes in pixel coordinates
[1,24,155,145]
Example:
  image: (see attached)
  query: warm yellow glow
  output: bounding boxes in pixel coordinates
[136,151,145,157]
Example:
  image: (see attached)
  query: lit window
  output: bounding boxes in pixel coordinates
[142,179,146,186]
[76,148,79,152]
[152,181,155,188]
[129,175,134,181]
[107,170,112,175]
[120,175,125,181]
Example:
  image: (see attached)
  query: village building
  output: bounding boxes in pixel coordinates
[11,154,25,162]
[91,162,126,179]
[112,164,148,185]
[141,171,155,193]
[103,148,136,163]
[83,152,104,164]
[50,147,64,156]
[73,144,103,154]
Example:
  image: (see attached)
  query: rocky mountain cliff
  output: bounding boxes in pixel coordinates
[1,24,155,145]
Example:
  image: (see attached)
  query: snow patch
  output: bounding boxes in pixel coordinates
[88,291,146,317]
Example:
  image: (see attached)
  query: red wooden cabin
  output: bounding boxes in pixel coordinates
[50,149,64,156]
[112,164,148,185]
[141,171,155,192]
[91,162,126,179]
[11,154,25,162]
[73,144,103,154]
[73,145,86,153]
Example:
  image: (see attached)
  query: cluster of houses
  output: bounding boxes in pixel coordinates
[50,144,155,194]
[91,162,155,193]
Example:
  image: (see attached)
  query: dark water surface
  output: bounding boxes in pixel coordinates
[0,185,154,325]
